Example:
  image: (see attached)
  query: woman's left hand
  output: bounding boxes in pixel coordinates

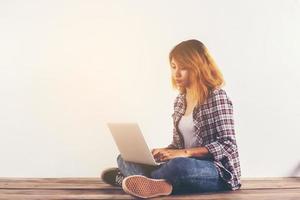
[152,149,190,162]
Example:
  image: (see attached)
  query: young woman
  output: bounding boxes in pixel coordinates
[101,39,242,198]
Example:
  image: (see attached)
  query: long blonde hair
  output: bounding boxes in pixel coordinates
[169,39,225,106]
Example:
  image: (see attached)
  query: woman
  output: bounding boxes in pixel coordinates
[101,39,242,198]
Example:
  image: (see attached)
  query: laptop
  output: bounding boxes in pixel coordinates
[107,123,164,166]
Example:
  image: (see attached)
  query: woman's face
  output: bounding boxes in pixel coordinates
[170,58,190,88]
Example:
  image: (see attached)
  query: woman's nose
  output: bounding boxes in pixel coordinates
[175,69,181,77]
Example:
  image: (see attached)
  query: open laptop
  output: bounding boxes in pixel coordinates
[107,123,164,166]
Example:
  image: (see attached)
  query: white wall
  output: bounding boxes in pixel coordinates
[0,0,299,178]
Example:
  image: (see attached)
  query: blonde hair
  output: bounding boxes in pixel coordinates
[169,39,225,106]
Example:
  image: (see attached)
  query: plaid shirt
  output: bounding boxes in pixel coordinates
[167,88,242,190]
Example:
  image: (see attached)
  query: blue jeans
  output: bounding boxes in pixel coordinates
[117,155,229,194]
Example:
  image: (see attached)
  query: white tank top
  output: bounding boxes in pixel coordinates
[178,113,198,149]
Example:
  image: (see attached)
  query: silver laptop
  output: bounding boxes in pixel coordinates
[107,123,164,166]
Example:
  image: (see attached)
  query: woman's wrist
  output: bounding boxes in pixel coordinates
[184,147,211,158]
[183,149,192,157]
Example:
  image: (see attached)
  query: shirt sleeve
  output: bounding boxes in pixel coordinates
[205,91,238,161]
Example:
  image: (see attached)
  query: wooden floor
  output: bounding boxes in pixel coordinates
[0,177,299,199]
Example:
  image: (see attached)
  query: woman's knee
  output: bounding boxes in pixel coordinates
[167,157,191,167]
[152,157,217,179]
[166,157,196,173]
[151,157,190,179]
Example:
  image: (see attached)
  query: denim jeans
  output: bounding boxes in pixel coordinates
[117,155,229,194]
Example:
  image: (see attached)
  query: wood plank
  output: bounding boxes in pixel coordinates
[0,178,299,200]
[0,188,299,200]
[160,188,300,200]
[0,177,299,190]
[0,194,132,200]
[241,178,300,190]
[0,178,108,189]
[0,190,130,200]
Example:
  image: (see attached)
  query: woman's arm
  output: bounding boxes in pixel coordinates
[152,147,213,162]
[204,91,238,162]
[185,147,213,159]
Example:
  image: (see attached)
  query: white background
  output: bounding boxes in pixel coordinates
[0,0,299,178]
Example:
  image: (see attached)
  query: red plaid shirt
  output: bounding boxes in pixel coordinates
[167,88,242,190]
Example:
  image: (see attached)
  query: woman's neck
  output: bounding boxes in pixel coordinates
[185,88,197,106]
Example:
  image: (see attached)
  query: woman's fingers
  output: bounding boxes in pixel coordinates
[153,152,160,160]
[152,148,165,156]
[154,150,171,162]
[154,152,164,161]
[160,153,170,162]
[151,148,159,156]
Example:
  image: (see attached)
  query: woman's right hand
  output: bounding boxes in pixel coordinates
[151,148,167,157]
